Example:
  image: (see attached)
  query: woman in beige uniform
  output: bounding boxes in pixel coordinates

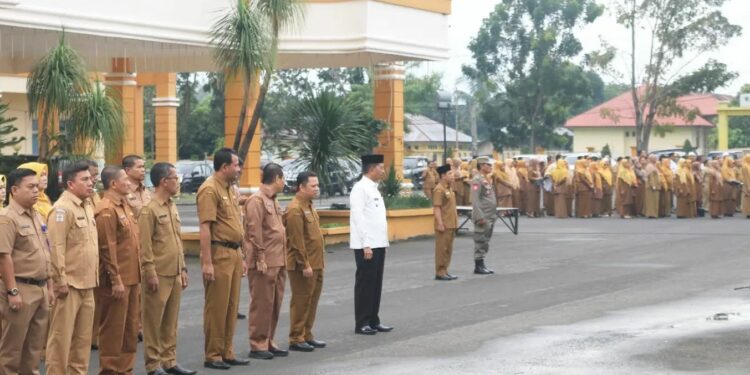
[599,159,614,217]
[658,159,674,217]
[721,156,738,217]
[708,160,724,219]
[674,159,695,218]
[590,161,603,217]
[493,160,514,208]
[551,160,569,218]
[526,159,542,217]
[740,155,750,218]
[616,159,637,218]
[574,160,593,218]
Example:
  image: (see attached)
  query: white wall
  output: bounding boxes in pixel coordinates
[572,127,705,157]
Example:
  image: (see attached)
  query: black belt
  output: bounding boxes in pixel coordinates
[211,240,241,250]
[15,277,47,287]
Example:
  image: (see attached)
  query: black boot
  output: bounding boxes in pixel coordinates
[482,260,495,274]
[474,259,492,275]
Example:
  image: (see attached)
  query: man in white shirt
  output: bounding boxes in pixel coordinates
[349,154,393,336]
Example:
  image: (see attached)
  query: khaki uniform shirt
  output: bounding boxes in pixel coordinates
[139,195,185,279]
[48,190,99,289]
[127,182,152,218]
[244,186,286,269]
[0,199,51,280]
[95,192,141,286]
[471,173,497,222]
[197,176,243,245]
[283,196,324,271]
[433,182,458,229]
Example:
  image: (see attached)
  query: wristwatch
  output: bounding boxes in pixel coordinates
[7,288,19,296]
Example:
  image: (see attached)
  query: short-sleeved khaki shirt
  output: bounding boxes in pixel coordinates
[283,196,325,271]
[196,175,243,244]
[48,190,99,289]
[126,182,152,218]
[433,182,458,229]
[139,195,185,279]
[0,199,51,280]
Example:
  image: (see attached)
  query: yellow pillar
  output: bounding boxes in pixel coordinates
[717,103,729,151]
[373,63,405,177]
[152,73,179,163]
[105,58,143,164]
[224,73,261,187]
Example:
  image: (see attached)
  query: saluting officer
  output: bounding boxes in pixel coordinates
[284,171,327,352]
[46,161,98,375]
[245,163,288,360]
[139,163,195,375]
[433,164,458,281]
[197,148,249,370]
[471,157,496,275]
[94,166,142,374]
[0,168,52,374]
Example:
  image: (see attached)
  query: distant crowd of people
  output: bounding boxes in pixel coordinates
[420,152,750,220]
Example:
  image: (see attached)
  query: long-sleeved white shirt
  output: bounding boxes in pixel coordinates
[349,176,389,250]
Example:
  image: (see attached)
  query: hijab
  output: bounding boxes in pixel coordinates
[516,160,529,181]
[722,156,737,181]
[589,161,602,190]
[617,159,636,186]
[506,159,520,189]
[492,160,510,185]
[599,161,613,186]
[17,162,53,220]
[677,158,693,185]
[574,160,592,185]
[551,160,569,184]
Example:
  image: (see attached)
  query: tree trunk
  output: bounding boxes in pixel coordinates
[529,124,535,153]
[232,73,252,152]
[238,69,272,163]
[469,102,478,157]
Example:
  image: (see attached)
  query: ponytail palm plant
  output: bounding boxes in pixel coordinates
[64,82,125,159]
[26,32,90,161]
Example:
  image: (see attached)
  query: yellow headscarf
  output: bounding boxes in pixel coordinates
[589,162,602,190]
[617,160,636,186]
[17,162,53,220]
[721,156,737,181]
[599,161,613,186]
[506,159,520,189]
[460,162,471,179]
[659,159,674,189]
[676,159,693,185]
[551,159,569,184]
[0,174,6,208]
[742,155,750,184]
[575,160,593,185]
[516,160,529,181]
[492,160,510,185]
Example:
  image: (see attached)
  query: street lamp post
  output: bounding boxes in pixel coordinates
[437,91,453,164]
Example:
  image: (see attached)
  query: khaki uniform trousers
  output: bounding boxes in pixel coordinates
[0,281,49,375]
[90,293,101,347]
[96,284,140,375]
[142,275,182,372]
[248,266,286,351]
[203,247,242,362]
[287,269,323,345]
[434,230,456,276]
[45,288,95,375]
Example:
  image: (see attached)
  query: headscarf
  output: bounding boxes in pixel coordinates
[676,158,693,185]
[506,159,520,189]
[516,160,529,181]
[0,174,5,208]
[574,160,592,185]
[589,161,602,190]
[617,159,636,186]
[721,156,737,181]
[460,162,471,180]
[599,161,613,186]
[659,159,674,189]
[742,155,750,184]
[17,162,53,220]
[492,160,510,185]
[551,159,569,184]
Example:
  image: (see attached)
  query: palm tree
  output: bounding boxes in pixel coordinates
[237,0,304,161]
[65,82,125,159]
[209,0,271,153]
[26,32,90,161]
[0,102,24,152]
[289,91,384,192]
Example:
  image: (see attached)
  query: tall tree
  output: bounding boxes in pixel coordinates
[26,32,90,161]
[464,0,604,152]
[0,102,24,153]
[591,0,741,152]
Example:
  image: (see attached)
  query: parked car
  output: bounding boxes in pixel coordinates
[283,159,360,196]
[706,148,750,161]
[175,160,212,193]
[650,149,686,159]
[562,152,602,170]
[403,156,429,189]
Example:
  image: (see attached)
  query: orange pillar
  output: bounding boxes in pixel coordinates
[152,73,179,163]
[104,58,143,164]
[373,63,405,178]
[224,73,261,187]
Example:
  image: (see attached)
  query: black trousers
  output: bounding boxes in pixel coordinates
[353,248,386,329]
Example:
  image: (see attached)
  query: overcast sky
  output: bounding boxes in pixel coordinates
[414,0,750,96]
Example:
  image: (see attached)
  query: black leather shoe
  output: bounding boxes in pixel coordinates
[373,324,393,332]
[289,342,315,352]
[474,260,492,275]
[91,344,98,351]
[203,361,231,370]
[223,358,250,366]
[165,364,197,375]
[248,351,274,360]
[269,348,289,357]
[306,339,327,348]
[138,331,144,342]
[435,274,452,281]
[447,274,459,280]
[237,313,246,320]
[355,326,377,335]
[147,368,168,375]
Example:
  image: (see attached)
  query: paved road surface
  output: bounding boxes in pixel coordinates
[81,216,750,374]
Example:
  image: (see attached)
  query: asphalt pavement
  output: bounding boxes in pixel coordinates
[82,215,750,374]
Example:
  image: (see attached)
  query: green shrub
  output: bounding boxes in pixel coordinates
[384,194,432,210]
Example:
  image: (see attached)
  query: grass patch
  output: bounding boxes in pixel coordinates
[384,194,432,210]
[320,222,348,229]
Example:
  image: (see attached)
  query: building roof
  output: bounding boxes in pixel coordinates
[404,114,472,143]
[565,89,732,128]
